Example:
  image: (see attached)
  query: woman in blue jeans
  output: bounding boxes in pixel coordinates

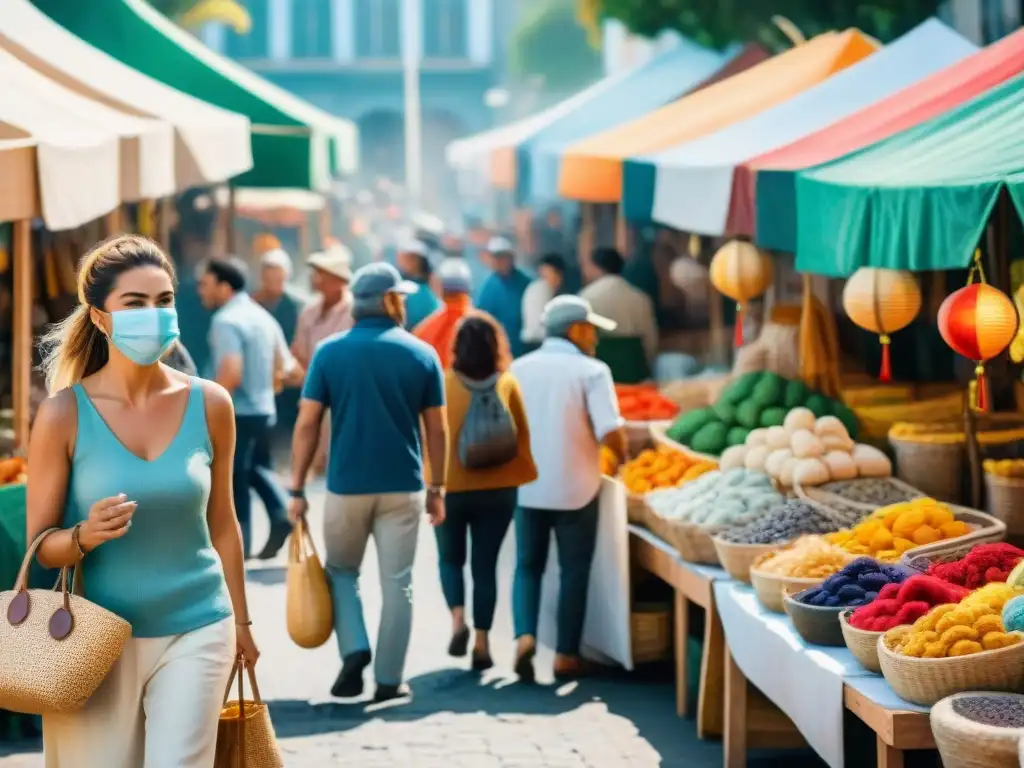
[430,314,537,669]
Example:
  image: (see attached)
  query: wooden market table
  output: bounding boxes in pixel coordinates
[724,658,934,768]
[629,525,806,749]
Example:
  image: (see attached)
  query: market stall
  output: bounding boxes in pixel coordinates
[745,26,1024,252]
[627,19,975,235]
[556,29,877,205]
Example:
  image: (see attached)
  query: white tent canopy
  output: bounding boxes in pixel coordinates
[0,53,125,231]
[647,19,977,235]
[0,0,252,190]
[445,72,629,175]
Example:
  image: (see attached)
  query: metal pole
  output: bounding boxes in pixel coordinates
[12,219,31,449]
[402,0,423,208]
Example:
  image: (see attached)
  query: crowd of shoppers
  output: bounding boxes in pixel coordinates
[23,226,659,761]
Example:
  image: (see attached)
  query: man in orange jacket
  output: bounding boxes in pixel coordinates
[412,258,475,369]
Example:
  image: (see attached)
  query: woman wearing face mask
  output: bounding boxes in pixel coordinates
[26,235,256,767]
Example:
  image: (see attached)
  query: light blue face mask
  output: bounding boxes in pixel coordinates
[108,307,180,366]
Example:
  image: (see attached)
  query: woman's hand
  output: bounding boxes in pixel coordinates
[236,624,260,666]
[79,494,137,552]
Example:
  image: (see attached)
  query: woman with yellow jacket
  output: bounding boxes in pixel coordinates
[427,313,537,669]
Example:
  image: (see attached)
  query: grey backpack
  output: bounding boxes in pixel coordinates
[457,373,519,470]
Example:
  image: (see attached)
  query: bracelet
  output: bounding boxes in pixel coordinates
[71,523,86,560]
[288,488,306,500]
[236,619,253,627]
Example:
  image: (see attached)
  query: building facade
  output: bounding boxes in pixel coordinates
[202,0,514,196]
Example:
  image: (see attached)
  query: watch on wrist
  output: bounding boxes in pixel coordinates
[288,488,306,500]
[427,485,446,499]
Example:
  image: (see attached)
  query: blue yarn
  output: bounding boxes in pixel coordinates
[1001,595,1024,633]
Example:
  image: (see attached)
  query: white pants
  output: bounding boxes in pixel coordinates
[43,617,236,768]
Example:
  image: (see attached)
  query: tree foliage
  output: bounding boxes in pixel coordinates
[590,0,945,50]
[512,0,604,93]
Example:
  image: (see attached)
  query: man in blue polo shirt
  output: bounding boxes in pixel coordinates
[288,262,449,704]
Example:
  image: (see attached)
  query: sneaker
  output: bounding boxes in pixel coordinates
[373,683,412,703]
[331,650,372,698]
[256,520,292,560]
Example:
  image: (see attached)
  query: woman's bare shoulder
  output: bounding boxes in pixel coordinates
[32,388,78,451]
[195,377,234,417]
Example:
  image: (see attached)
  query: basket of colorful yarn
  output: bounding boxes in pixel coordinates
[781,558,910,647]
[749,536,855,613]
[878,583,1024,706]
[908,543,1024,590]
[842,575,968,672]
[930,692,1024,768]
[825,497,979,564]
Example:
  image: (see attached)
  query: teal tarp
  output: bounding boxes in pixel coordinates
[795,69,1024,276]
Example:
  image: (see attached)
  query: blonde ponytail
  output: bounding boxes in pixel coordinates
[39,304,106,393]
[39,234,172,393]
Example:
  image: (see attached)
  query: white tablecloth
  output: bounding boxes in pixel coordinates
[714,581,878,768]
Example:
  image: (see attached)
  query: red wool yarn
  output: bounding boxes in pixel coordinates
[928,543,1024,590]
[848,575,970,632]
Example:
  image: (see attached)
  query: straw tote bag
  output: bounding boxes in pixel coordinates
[0,528,131,715]
[285,518,333,649]
[215,657,284,768]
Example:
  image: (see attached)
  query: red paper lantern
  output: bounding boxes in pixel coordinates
[938,282,1019,412]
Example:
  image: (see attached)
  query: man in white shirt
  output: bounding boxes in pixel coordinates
[520,253,566,348]
[580,246,659,363]
[509,295,628,682]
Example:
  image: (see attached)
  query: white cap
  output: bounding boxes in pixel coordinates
[436,258,472,294]
[399,238,429,257]
[260,248,292,278]
[486,236,514,255]
[542,295,617,334]
[307,246,353,281]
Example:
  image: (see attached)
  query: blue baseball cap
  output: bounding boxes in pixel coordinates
[350,262,419,299]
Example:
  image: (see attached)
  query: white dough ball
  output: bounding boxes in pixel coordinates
[783,407,817,434]
[823,450,858,481]
[790,429,825,459]
[764,426,790,451]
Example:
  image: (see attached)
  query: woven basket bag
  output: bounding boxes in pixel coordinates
[0,528,131,715]
[215,657,284,768]
[285,518,333,649]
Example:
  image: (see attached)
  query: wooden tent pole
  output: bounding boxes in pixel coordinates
[12,219,32,450]
[225,184,237,255]
[158,197,172,251]
[103,206,123,238]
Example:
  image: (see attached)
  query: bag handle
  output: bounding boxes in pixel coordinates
[13,527,61,593]
[288,517,321,565]
[223,655,263,768]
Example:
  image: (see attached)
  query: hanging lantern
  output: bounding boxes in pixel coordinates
[252,232,281,257]
[937,251,1020,412]
[842,268,922,382]
[709,240,773,346]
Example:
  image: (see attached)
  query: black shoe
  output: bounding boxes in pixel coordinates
[331,650,372,698]
[448,625,470,658]
[471,652,494,671]
[373,683,411,703]
[514,647,536,683]
[256,520,292,560]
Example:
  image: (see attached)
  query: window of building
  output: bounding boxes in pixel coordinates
[355,0,401,58]
[423,0,467,58]
[982,0,1013,42]
[225,0,269,59]
[291,0,333,58]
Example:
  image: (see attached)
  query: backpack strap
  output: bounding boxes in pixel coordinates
[455,372,500,391]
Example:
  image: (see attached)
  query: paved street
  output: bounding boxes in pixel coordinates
[0,479,824,767]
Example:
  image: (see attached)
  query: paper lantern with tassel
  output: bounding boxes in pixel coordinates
[938,281,1018,412]
[842,268,922,382]
[709,240,773,346]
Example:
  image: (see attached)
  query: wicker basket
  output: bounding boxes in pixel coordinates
[888,415,1024,504]
[625,490,650,527]
[877,629,1024,706]
[984,473,1024,544]
[647,513,722,565]
[930,692,1024,768]
[711,537,779,584]
[749,566,824,614]
[631,601,672,663]
[899,507,1008,573]
[783,587,845,647]
[839,610,883,672]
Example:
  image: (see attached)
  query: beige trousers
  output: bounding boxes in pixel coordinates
[43,617,236,768]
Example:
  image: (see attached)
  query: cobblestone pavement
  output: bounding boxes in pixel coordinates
[1,479,825,767]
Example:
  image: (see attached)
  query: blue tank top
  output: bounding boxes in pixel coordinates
[63,379,232,638]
